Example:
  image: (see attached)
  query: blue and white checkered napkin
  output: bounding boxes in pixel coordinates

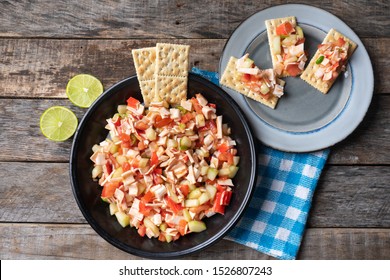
[191,67,330,260]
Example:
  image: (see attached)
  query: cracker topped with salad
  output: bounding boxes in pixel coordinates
[301,28,357,94]
[220,54,285,109]
[265,16,308,77]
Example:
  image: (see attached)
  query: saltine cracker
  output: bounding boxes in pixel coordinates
[265,16,297,77]
[300,28,357,94]
[155,43,190,104]
[220,57,280,109]
[132,47,157,106]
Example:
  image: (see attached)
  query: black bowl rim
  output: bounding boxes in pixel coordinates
[70,73,257,259]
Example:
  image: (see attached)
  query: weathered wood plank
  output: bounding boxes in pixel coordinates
[0,39,223,98]
[0,95,389,164]
[0,224,388,259]
[0,0,388,38]
[0,38,388,97]
[1,163,389,227]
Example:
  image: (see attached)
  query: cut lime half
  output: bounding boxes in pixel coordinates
[40,106,78,141]
[66,74,103,108]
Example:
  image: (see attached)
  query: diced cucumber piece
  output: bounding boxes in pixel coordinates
[206,185,217,201]
[200,165,209,176]
[229,166,239,178]
[207,167,218,181]
[159,222,168,231]
[273,36,281,55]
[101,197,109,203]
[218,167,231,177]
[109,144,119,154]
[138,158,149,168]
[260,83,270,94]
[242,57,254,68]
[116,155,127,165]
[117,105,127,114]
[198,192,210,205]
[92,165,103,179]
[92,144,101,153]
[296,26,304,39]
[145,127,157,141]
[167,138,178,148]
[112,167,123,178]
[188,188,202,199]
[180,136,192,151]
[109,203,118,215]
[143,217,160,237]
[185,199,200,208]
[165,233,173,243]
[233,156,240,166]
[115,212,130,228]
[182,209,192,222]
[188,220,206,233]
[195,114,205,127]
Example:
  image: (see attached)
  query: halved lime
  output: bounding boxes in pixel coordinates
[66,74,103,108]
[40,106,78,141]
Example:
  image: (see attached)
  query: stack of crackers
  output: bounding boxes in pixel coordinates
[132,43,190,106]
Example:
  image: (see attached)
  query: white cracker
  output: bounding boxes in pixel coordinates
[300,28,357,94]
[220,57,280,109]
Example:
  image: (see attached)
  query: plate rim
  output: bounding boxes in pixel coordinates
[218,3,374,152]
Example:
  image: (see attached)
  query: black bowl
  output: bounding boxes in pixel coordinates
[70,73,257,258]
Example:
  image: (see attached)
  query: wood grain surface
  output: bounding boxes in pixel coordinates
[0,0,389,260]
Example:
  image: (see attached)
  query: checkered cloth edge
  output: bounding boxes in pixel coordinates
[191,67,330,260]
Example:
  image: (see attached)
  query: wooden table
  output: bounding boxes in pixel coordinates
[1,0,389,260]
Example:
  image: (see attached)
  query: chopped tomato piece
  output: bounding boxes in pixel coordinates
[178,219,187,236]
[189,204,210,214]
[139,201,153,216]
[121,141,131,150]
[276,21,294,36]
[126,97,140,109]
[134,120,148,130]
[137,140,146,150]
[242,73,251,83]
[119,132,130,142]
[101,181,119,198]
[181,112,194,124]
[105,162,112,175]
[158,233,166,242]
[153,173,164,185]
[150,151,159,165]
[208,103,216,109]
[166,197,183,214]
[141,191,154,203]
[137,225,146,237]
[154,115,173,128]
[213,192,225,215]
[335,37,346,47]
[285,63,302,77]
[113,117,121,126]
[218,151,233,164]
[179,184,190,197]
[122,161,130,172]
[217,143,230,153]
[153,167,162,175]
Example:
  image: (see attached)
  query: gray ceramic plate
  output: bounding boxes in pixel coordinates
[219,4,373,152]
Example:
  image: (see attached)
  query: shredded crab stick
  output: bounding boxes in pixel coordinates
[90,94,240,242]
[273,21,307,76]
[236,54,285,99]
[314,38,351,81]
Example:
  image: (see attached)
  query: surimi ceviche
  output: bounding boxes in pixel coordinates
[90,94,240,242]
